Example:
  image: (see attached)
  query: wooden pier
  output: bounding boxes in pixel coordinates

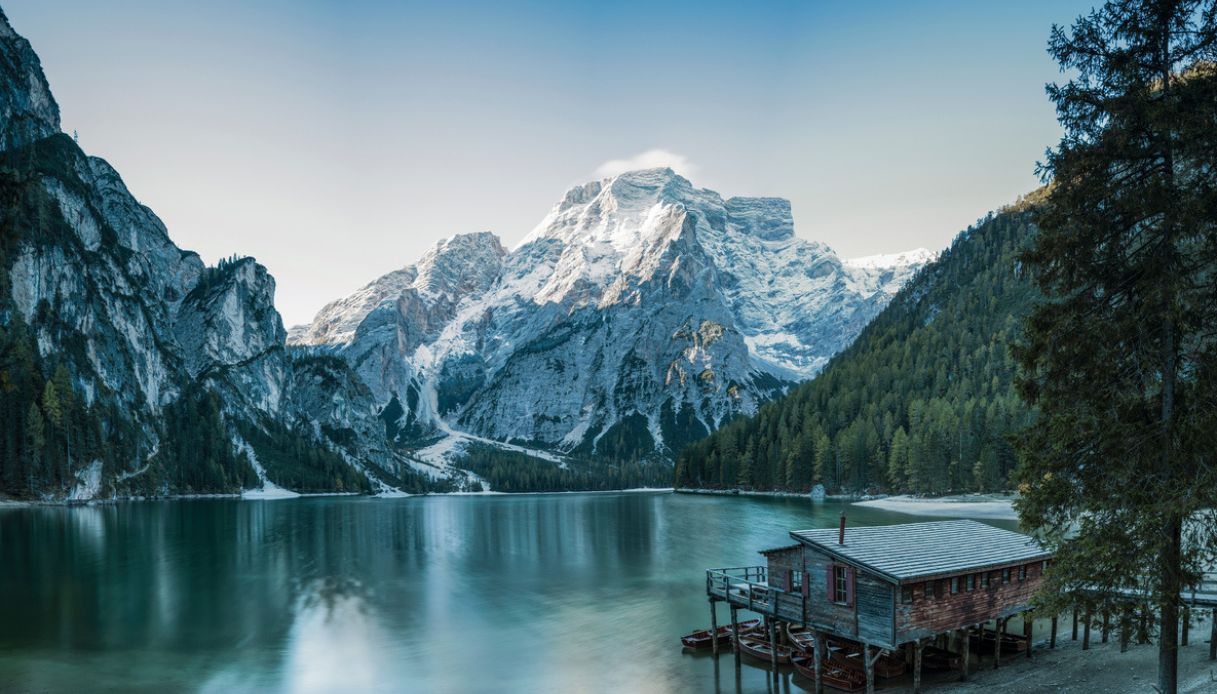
[703,518,1054,693]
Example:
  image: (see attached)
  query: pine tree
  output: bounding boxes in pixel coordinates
[23,402,44,493]
[887,426,909,489]
[40,380,60,428]
[1015,3,1217,691]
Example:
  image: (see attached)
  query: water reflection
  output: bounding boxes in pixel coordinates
[283,578,387,693]
[0,493,1017,692]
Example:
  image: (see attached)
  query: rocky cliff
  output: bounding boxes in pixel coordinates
[293,168,930,462]
[0,9,429,499]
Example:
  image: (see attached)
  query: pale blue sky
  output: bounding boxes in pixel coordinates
[5,1,1094,325]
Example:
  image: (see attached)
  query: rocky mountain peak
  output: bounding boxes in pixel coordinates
[0,8,61,152]
[294,169,932,462]
[414,231,506,299]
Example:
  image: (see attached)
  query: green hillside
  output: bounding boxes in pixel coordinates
[675,204,1041,494]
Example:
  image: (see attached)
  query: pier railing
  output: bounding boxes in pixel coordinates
[706,566,804,622]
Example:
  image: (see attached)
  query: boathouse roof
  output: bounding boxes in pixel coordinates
[789,519,1050,582]
[758,543,801,555]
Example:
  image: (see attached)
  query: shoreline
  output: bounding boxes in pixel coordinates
[853,493,1018,520]
[675,487,1021,521]
[673,487,872,501]
[0,486,676,507]
[2,487,1021,511]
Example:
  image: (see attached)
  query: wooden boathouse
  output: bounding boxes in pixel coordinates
[704,518,1054,692]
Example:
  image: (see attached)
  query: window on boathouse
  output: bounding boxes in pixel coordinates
[831,565,854,606]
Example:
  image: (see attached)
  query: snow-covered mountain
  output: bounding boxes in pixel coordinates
[293,168,929,460]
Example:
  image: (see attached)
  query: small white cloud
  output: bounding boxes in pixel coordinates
[594,149,699,179]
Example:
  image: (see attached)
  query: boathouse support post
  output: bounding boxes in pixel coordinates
[730,605,741,667]
[994,618,1004,670]
[912,639,923,694]
[710,599,720,655]
[1082,611,1091,650]
[960,628,970,681]
[1209,608,1216,660]
[768,619,779,679]
[1050,615,1058,649]
[1025,612,1033,659]
[1181,607,1189,647]
[813,632,824,694]
[863,643,875,694]
[1101,611,1110,644]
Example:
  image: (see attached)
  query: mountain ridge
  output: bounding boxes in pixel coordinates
[0,11,435,500]
[292,167,930,465]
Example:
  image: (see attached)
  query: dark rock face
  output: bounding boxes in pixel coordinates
[0,11,420,498]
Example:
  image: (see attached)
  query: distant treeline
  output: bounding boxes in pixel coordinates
[458,444,670,493]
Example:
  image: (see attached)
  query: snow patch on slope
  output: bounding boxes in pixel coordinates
[845,248,936,270]
[235,436,301,500]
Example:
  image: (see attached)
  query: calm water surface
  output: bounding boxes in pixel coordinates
[0,492,1016,693]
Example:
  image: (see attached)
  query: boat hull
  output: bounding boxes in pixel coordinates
[791,654,866,691]
[680,618,761,650]
[736,635,793,666]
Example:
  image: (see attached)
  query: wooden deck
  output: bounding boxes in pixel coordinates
[706,566,804,623]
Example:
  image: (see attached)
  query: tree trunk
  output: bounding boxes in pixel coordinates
[1158,515,1182,694]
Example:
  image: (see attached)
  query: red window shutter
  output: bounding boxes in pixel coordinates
[827,565,835,602]
[846,567,856,607]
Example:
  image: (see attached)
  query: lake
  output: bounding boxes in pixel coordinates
[0,492,1017,693]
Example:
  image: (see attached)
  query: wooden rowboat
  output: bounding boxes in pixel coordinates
[680,618,762,649]
[822,665,867,693]
[791,654,866,692]
[824,638,906,678]
[785,623,817,653]
[736,635,794,665]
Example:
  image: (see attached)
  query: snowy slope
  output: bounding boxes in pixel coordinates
[294,169,929,460]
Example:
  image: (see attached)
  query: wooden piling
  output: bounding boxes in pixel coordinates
[913,639,923,694]
[730,605,741,667]
[960,628,970,681]
[709,599,720,655]
[813,632,825,694]
[863,643,875,694]
[1050,615,1058,649]
[994,618,1005,670]
[1025,613,1033,659]
[768,619,779,678]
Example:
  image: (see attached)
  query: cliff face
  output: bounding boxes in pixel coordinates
[0,9,58,151]
[0,10,427,499]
